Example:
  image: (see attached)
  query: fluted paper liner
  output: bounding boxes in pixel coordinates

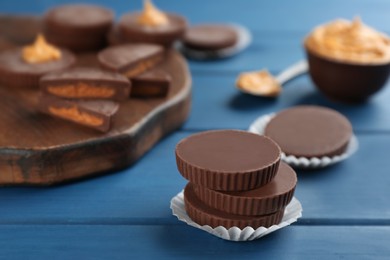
[178,24,252,60]
[248,113,359,169]
[170,190,302,241]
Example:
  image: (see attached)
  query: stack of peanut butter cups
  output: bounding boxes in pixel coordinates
[174,130,298,231]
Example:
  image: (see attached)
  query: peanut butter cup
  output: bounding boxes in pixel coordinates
[0,35,75,88]
[43,4,114,52]
[184,183,285,229]
[38,94,119,133]
[98,44,164,78]
[192,162,297,216]
[40,67,131,101]
[264,106,353,158]
[118,0,187,48]
[131,69,171,98]
[176,130,281,191]
[182,24,238,51]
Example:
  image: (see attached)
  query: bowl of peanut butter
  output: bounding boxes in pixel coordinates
[304,17,390,103]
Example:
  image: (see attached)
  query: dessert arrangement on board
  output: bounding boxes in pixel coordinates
[2,0,390,242]
[0,1,191,184]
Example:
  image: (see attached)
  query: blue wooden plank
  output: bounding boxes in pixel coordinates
[0,225,389,259]
[184,74,390,131]
[1,0,390,33]
[0,132,389,223]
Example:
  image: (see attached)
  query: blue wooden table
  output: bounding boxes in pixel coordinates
[1,0,390,259]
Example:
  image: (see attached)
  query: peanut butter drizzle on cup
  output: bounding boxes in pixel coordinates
[22,34,62,64]
[137,0,169,27]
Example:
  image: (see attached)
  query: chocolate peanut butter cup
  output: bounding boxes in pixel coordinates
[119,13,187,48]
[43,4,114,52]
[184,183,285,229]
[176,130,281,191]
[0,48,75,88]
[38,94,119,132]
[98,44,164,78]
[264,106,352,158]
[192,162,297,216]
[182,24,238,51]
[40,67,131,101]
[131,69,171,98]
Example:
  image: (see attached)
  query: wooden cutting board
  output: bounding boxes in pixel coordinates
[0,16,191,185]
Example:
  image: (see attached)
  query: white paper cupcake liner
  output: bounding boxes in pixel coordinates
[170,190,302,241]
[178,23,252,60]
[248,113,359,169]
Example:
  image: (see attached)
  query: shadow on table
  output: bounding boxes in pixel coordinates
[228,92,277,111]
[157,222,293,257]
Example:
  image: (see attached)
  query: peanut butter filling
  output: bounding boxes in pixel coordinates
[236,70,281,97]
[49,106,103,126]
[47,83,115,98]
[125,56,161,77]
[137,0,169,27]
[305,17,390,64]
[22,34,62,64]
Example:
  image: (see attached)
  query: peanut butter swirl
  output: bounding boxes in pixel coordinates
[137,0,169,27]
[22,34,62,64]
[305,17,390,64]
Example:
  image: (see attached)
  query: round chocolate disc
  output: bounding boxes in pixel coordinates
[182,24,238,51]
[192,162,297,216]
[184,183,285,229]
[176,130,281,191]
[43,4,113,51]
[43,4,113,35]
[264,106,353,158]
[0,48,76,88]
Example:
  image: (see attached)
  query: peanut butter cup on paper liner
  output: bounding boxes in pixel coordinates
[178,24,252,60]
[248,106,358,169]
[170,190,302,241]
[175,130,281,191]
[192,162,297,216]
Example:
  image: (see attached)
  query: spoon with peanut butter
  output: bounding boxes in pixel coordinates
[236,60,308,97]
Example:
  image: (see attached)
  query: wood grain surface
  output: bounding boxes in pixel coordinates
[0,16,192,185]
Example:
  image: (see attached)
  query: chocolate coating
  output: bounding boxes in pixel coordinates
[0,48,75,88]
[40,67,131,101]
[43,4,114,51]
[131,69,171,98]
[192,162,296,216]
[38,93,119,132]
[97,44,164,76]
[43,4,113,35]
[176,130,281,191]
[306,48,390,103]
[119,13,187,47]
[265,106,353,158]
[184,183,285,229]
[182,24,238,51]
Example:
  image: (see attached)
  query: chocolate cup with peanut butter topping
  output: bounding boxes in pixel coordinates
[304,17,390,103]
[0,37,76,89]
[118,0,187,48]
